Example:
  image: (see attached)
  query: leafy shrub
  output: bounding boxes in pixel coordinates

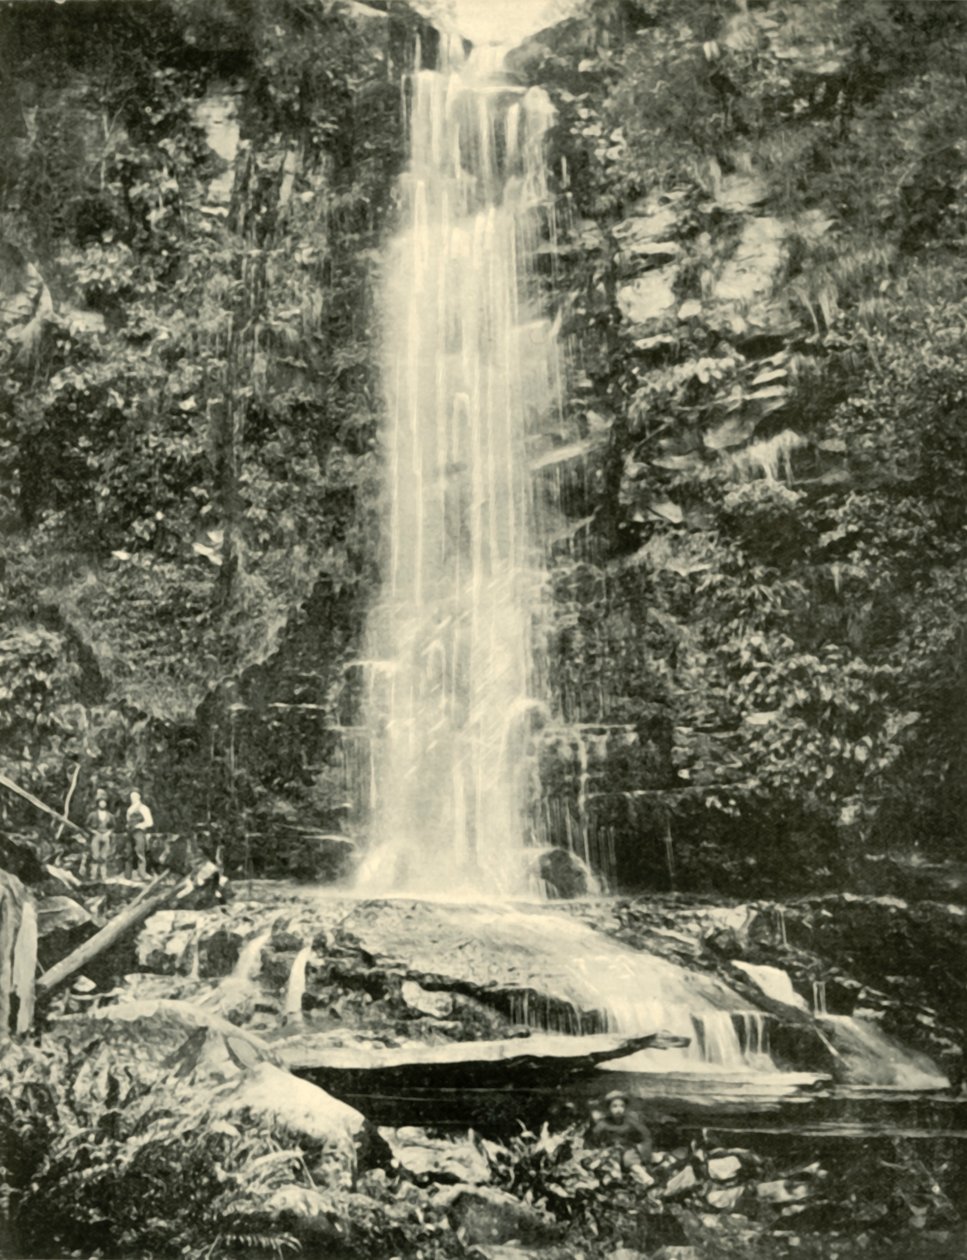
[0,1037,306,1258]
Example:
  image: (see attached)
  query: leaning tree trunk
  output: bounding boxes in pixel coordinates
[0,868,37,1037]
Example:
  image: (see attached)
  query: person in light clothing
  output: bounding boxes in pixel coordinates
[124,788,154,880]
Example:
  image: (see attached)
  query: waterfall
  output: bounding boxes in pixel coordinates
[735,961,809,1011]
[231,930,271,984]
[820,1014,949,1090]
[358,35,563,895]
[776,907,789,947]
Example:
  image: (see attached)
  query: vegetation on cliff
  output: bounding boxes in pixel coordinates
[528,0,967,888]
[0,0,406,851]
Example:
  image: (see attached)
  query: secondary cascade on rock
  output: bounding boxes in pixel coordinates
[358,34,563,895]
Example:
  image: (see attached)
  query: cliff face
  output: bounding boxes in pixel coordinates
[0,0,414,841]
[3,0,967,892]
[517,0,967,892]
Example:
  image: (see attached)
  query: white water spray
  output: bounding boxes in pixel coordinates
[359,36,563,895]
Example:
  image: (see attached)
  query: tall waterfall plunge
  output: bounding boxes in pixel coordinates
[357,39,563,896]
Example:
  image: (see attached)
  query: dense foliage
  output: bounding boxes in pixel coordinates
[3,1028,961,1260]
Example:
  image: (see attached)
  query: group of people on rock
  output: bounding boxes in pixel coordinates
[82,788,154,881]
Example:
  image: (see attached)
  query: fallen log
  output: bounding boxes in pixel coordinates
[281,1029,691,1092]
[36,861,218,999]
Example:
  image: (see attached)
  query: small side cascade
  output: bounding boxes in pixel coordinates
[734,961,809,1012]
[284,946,313,1025]
[735,1011,771,1061]
[694,1011,772,1067]
[663,822,676,891]
[820,1014,949,1090]
[200,928,272,1011]
[232,930,272,985]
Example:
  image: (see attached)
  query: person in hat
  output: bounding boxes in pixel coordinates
[84,792,116,882]
[590,1090,654,1183]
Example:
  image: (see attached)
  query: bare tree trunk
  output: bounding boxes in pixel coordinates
[54,761,82,843]
[0,770,88,840]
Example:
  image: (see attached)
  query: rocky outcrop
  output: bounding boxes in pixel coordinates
[564,894,963,1087]
[439,1183,558,1246]
[216,1061,372,1186]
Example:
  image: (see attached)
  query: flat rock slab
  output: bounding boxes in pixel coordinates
[282,1030,689,1089]
[708,1154,744,1182]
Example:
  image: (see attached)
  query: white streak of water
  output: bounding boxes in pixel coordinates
[359,38,562,895]
[285,945,312,1024]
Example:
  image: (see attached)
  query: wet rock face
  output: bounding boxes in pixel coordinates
[711,215,788,321]
[617,266,679,324]
[192,86,241,207]
[197,925,243,977]
[537,846,596,899]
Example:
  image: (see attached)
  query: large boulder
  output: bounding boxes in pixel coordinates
[535,847,597,899]
[215,1061,372,1187]
[56,997,276,1082]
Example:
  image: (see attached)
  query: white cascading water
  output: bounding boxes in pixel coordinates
[201,928,270,1011]
[349,28,782,1073]
[284,945,312,1025]
[345,18,948,1087]
[358,35,562,896]
[359,900,779,1073]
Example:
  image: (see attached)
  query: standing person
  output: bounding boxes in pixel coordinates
[84,792,115,881]
[125,789,154,880]
[589,1090,654,1185]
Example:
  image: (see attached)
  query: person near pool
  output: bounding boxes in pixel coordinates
[589,1089,654,1183]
